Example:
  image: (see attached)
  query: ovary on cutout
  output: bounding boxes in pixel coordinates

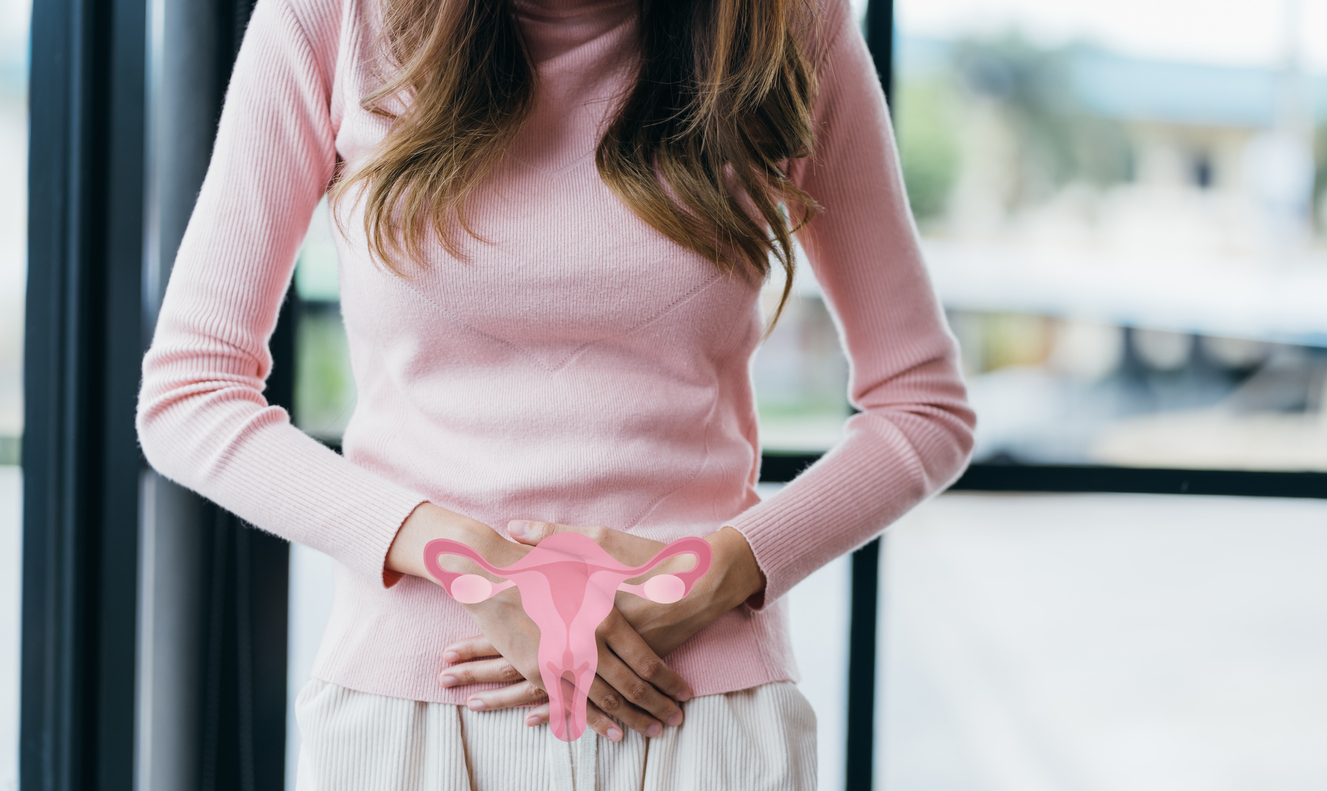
[423,532,712,742]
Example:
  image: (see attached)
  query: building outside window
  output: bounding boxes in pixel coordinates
[893,0,1326,472]
[879,1,1327,788]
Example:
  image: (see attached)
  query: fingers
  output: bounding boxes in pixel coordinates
[506,519,606,547]
[523,702,550,727]
[525,701,626,742]
[601,610,694,703]
[515,702,626,745]
[580,610,692,736]
[472,651,662,739]
[442,636,500,664]
[440,646,549,713]
[590,663,687,737]
[594,652,684,732]
[584,701,625,742]
[521,680,690,740]
[461,679,548,712]
[438,657,525,688]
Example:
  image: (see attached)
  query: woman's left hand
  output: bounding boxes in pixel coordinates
[439,520,767,727]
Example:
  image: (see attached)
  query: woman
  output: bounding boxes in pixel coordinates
[135,0,976,786]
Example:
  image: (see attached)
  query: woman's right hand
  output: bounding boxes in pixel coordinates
[385,502,690,741]
[455,588,691,741]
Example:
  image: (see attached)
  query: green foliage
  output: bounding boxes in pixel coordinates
[0,435,18,465]
[951,32,1132,204]
[295,308,356,439]
[896,77,963,221]
[1312,122,1327,233]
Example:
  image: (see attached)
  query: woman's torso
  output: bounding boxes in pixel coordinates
[304,0,799,704]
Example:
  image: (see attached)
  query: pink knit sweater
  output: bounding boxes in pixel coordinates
[135,0,976,705]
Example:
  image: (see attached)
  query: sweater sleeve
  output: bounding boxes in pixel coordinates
[726,1,977,609]
[135,0,431,587]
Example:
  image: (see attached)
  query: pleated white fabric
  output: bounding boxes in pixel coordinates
[294,678,817,791]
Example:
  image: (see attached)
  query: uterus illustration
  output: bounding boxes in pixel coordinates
[423,532,712,742]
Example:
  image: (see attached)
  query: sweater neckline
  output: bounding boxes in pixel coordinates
[510,0,636,21]
[508,0,637,65]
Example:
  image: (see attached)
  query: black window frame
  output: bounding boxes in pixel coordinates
[22,0,291,789]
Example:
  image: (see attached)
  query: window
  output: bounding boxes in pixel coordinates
[894,0,1327,472]
[880,1,1327,786]
[0,0,28,784]
[749,0,871,454]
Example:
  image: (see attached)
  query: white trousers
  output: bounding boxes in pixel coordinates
[294,678,817,791]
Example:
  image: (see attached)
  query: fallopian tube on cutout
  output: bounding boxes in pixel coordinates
[424,531,712,742]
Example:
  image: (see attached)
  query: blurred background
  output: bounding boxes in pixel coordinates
[892,0,1327,471]
[285,0,1327,473]
[7,0,1327,789]
[2,0,29,787]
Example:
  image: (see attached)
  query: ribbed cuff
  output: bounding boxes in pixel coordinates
[375,492,432,590]
[727,435,927,608]
[178,415,437,588]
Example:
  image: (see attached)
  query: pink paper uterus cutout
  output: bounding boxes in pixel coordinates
[423,532,712,742]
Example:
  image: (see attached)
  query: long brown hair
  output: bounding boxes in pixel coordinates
[331,0,822,331]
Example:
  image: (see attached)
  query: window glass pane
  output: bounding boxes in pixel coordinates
[896,0,1327,470]
[0,0,27,785]
[293,199,354,441]
[286,541,335,789]
[850,0,868,27]
[881,493,1327,788]
[752,255,852,451]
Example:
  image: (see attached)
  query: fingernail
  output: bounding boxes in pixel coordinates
[440,674,457,687]
[677,690,692,702]
[526,715,540,726]
[467,699,485,711]
[646,723,662,737]
[443,651,460,663]
[507,520,530,537]
[607,727,623,741]
[666,711,682,727]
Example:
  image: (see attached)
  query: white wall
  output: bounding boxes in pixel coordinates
[881,492,1327,791]
[0,467,21,791]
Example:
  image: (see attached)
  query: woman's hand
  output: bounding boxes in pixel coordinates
[385,501,528,581]
[441,519,767,728]
[385,503,697,741]
[446,598,694,740]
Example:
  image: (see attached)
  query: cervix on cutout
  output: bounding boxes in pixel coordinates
[423,532,713,742]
